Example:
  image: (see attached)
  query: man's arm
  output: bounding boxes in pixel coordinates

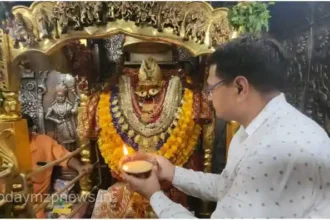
[171,166,228,202]
[150,191,197,218]
[212,142,319,218]
[51,139,93,174]
[149,166,231,219]
[67,157,83,172]
[51,138,71,168]
[149,141,319,219]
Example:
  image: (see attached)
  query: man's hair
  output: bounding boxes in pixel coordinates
[209,34,289,92]
[22,113,34,129]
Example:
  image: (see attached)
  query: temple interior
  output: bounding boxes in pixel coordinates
[0,1,330,218]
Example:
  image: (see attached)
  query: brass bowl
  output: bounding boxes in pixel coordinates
[120,153,156,179]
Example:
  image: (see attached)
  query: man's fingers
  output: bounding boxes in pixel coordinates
[151,165,158,174]
[121,171,130,181]
[122,172,141,184]
[122,172,146,191]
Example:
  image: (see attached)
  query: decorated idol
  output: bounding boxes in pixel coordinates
[79,57,212,218]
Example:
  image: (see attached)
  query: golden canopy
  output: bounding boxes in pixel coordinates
[0,1,232,114]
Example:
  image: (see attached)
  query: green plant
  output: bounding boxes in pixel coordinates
[228,2,275,35]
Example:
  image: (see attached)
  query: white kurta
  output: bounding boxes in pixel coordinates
[150,93,330,218]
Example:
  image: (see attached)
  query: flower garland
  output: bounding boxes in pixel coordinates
[97,88,201,175]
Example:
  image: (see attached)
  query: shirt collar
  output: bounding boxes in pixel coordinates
[244,93,287,136]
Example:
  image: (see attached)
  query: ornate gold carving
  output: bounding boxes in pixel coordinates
[0,30,10,91]
[209,14,232,48]
[52,2,82,35]
[106,2,120,21]
[79,146,92,196]
[77,78,92,197]
[134,2,157,27]
[0,120,34,218]
[159,2,185,36]
[0,91,21,121]
[202,118,215,173]
[0,128,17,172]
[5,2,230,60]
[36,7,53,39]
[77,76,89,107]
[0,130,16,169]
[11,13,37,48]
[0,120,32,174]
[184,8,208,44]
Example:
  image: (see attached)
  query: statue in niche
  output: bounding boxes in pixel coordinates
[82,57,212,218]
[19,58,50,134]
[45,80,79,152]
[37,8,53,39]
[11,13,36,48]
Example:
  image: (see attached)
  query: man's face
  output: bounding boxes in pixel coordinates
[206,64,239,121]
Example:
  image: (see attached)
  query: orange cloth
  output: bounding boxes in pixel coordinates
[30,133,71,218]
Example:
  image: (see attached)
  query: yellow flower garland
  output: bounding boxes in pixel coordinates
[97,89,201,175]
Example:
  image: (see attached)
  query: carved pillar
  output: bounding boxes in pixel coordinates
[202,118,215,173]
[225,121,240,159]
[197,56,216,218]
[0,32,34,218]
[0,31,21,121]
[77,87,92,197]
[200,56,215,173]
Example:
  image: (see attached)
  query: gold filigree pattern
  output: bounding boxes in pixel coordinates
[0,29,9,91]
[183,8,209,44]
[0,128,17,170]
[158,2,185,35]
[5,2,231,59]
[0,91,21,121]
[209,15,232,48]
[203,119,215,173]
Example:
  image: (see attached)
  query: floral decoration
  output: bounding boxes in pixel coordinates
[97,88,201,175]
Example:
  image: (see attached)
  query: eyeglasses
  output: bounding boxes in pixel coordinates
[203,80,226,98]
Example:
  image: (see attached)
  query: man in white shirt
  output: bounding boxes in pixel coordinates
[122,35,330,218]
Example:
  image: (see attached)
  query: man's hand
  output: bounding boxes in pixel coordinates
[150,154,176,183]
[68,157,93,175]
[77,164,93,175]
[119,153,176,183]
[122,166,161,199]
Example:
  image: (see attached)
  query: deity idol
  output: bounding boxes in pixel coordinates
[45,81,79,152]
[79,57,212,218]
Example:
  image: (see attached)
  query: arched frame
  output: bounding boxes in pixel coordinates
[0,1,232,88]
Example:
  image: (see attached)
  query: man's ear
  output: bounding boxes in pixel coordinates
[237,84,243,94]
[234,76,249,96]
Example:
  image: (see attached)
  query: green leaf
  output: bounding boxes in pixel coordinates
[227,2,272,35]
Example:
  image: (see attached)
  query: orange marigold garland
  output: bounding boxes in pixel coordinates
[97,88,201,175]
